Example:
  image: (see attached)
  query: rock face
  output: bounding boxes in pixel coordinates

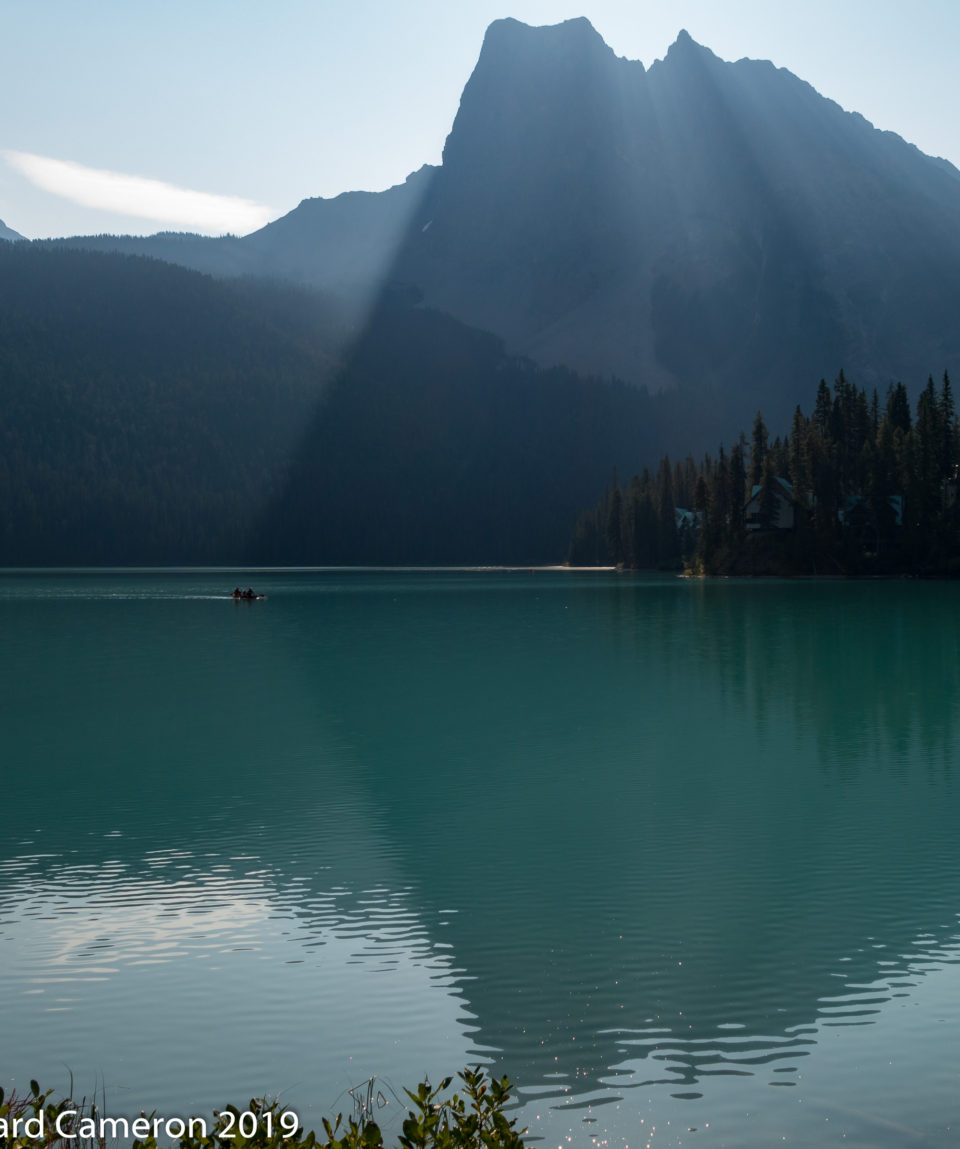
[396,18,661,385]
[53,19,960,427]
[386,18,960,422]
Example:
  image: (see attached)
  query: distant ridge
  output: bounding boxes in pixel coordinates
[0,218,24,241]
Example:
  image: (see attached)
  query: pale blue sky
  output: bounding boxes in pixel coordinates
[1,0,958,238]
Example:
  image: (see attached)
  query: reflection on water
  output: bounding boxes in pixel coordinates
[1,571,959,1147]
[0,852,477,1134]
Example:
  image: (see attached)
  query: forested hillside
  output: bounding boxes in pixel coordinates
[0,245,343,563]
[252,295,674,564]
[0,244,696,565]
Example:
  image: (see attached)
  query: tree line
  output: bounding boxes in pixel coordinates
[0,243,670,565]
[569,371,960,575]
[0,243,339,563]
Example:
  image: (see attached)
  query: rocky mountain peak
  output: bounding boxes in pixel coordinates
[479,15,613,57]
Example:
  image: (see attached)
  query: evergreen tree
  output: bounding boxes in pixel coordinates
[885,382,912,434]
[675,455,699,509]
[571,368,960,575]
[814,379,832,434]
[913,377,942,532]
[606,485,624,566]
[769,433,791,476]
[693,474,708,515]
[758,457,781,529]
[789,406,808,494]
[656,456,679,565]
[728,440,747,545]
[750,411,768,487]
[939,370,957,477]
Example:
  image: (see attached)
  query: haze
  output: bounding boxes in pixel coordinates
[2,0,959,238]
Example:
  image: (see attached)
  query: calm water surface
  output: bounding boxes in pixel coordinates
[1,570,959,1148]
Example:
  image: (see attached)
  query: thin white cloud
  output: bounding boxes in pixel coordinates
[3,150,275,235]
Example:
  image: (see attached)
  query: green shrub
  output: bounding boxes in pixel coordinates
[0,1068,526,1149]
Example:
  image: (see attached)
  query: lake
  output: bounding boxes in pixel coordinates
[1,569,959,1148]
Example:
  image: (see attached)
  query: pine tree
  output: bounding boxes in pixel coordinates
[728,441,747,546]
[606,485,624,566]
[914,377,942,532]
[789,406,808,496]
[750,412,768,487]
[814,379,832,434]
[758,456,781,529]
[939,370,957,477]
[885,382,911,435]
[656,456,679,565]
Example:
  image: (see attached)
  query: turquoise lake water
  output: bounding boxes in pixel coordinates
[1,569,959,1148]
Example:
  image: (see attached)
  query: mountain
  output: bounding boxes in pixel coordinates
[0,218,24,241]
[0,242,683,565]
[390,17,960,425]
[253,293,675,565]
[14,20,960,565]
[0,244,345,564]
[51,19,960,436]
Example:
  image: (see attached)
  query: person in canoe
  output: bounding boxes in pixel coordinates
[231,587,264,599]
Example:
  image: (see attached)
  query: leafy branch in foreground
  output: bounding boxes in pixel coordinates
[0,1069,525,1149]
[0,1080,105,1149]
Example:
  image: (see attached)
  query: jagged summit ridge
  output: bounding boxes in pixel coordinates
[668,28,701,53]
[465,16,634,98]
[405,14,960,417]
[482,15,612,50]
[48,17,960,434]
[654,26,723,72]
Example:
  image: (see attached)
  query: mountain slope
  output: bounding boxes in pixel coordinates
[253,294,673,565]
[0,218,24,241]
[391,18,960,425]
[49,18,960,437]
[1,244,685,565]
[0,244,342,563]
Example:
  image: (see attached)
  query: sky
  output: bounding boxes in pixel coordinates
[2,0,959,239]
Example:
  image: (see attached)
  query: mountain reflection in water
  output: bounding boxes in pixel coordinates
[1,571,958,1148]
